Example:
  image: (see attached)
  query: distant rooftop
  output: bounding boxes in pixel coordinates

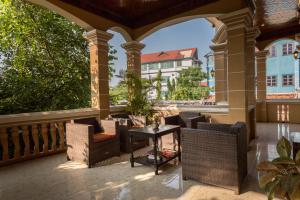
[141,48,197,64]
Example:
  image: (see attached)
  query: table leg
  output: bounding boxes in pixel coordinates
[172,133,176,151]
[153,136,159,175]
[177,129,181,162]
[130,135,134,168]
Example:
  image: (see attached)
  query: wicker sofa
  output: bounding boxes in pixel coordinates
[162,111,206,129]
[109,113,149,153]
[66,117,120,168]
[181,122,248,194]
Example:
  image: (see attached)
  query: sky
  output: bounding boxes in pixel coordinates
[108,18,215,86]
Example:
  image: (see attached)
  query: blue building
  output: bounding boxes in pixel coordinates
[203,52,215,95]
[266,39,299,97]
[204,39,300,98]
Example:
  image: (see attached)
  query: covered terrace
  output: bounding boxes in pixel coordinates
[1,0,300,199]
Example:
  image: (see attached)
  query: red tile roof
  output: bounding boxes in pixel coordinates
[141,48,197,63]
[267,93,297,99]
[200,82,208,87]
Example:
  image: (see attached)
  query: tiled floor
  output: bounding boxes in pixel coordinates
[1,123,298,200]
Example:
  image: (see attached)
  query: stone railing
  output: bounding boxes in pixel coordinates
[154,102,230,123]
[0,108,104,166]
[257,99,300,123]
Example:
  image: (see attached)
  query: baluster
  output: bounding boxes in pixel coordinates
[32,124,40,155]
[41,123,49,153]
[21,125,30,157]
[277,105,280,121]
[12,126,20,160]
[50,123,57,151]
[0,127,9,161]
[58,122,65,150]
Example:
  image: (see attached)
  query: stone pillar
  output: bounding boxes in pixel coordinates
[247,27,260,107]
[219,8,253,143]
[84,29,113,119]
[121,41,145,77]
[256,50,269,122]
[256,50,269,101]
[246,27,260,140]
[210,43,227,103]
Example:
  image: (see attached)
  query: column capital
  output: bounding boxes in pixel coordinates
[210,42,227,53]
[218,8,253,31]
[246,26,260,43]
[121,41,145,54]
[83,29,113,46]
[255,50,269,59]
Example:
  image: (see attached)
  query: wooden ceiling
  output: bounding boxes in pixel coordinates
[60,0,217,28]
[57,0,299,41]
[256,0,300,41]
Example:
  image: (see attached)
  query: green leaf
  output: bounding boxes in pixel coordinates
[277,137,292,158]
[296,151,300,164]
[259,172,278,189]
[272,157,295,165]
[257,161,279,172]
[265,179,280,200]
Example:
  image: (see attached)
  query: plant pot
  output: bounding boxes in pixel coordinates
[129,115,146,127]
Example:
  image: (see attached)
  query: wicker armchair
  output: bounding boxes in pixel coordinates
[162,111,206,129]
[181,122,247,194]
[109,114,149,153]
[66,117,120,168]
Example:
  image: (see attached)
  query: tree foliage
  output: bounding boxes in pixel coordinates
[0,0,117,114]
[168,67,209,100]
[155,70,162,100]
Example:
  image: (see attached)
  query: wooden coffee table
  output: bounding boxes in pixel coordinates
[128,125,181,175]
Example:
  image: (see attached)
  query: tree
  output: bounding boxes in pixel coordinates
[170,67,209,100]
[0,0,117,114]
[155,70,162,100]
[109,83,127,105]
[166,78,175,99]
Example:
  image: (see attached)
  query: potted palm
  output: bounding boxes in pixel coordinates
[122,71,154,127]
[257,136,300,200]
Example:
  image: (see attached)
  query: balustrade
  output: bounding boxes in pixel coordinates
[0,108,103,166]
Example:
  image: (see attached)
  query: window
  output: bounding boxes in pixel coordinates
[267,76,277,87]
[282,74,294,86]
[161,76,169,83]
[270,46,276,57]
[148,63,159,70]
[160,61,173,69]
[176,60,182,67]
[282,43,293,55]
[141,64,147,71]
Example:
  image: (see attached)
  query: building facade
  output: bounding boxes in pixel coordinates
[266,39,299,98]
[141,48,201,99]
[203,52,215,95]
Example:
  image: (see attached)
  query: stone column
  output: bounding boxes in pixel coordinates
[121,41,145,77]
[247,27,260,107]
[256,50,269,122]
[246,27,260,140]
[256,50,269,101]
[84,29,113,119]
[210,43,227,103]
[219,8,253,143]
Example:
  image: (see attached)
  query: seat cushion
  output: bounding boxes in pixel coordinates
[93,133,116,143]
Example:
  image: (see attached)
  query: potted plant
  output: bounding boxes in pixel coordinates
[257,136,300,200]
[122,71,155,127]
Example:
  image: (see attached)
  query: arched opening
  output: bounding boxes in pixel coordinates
[111,18,216,103]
